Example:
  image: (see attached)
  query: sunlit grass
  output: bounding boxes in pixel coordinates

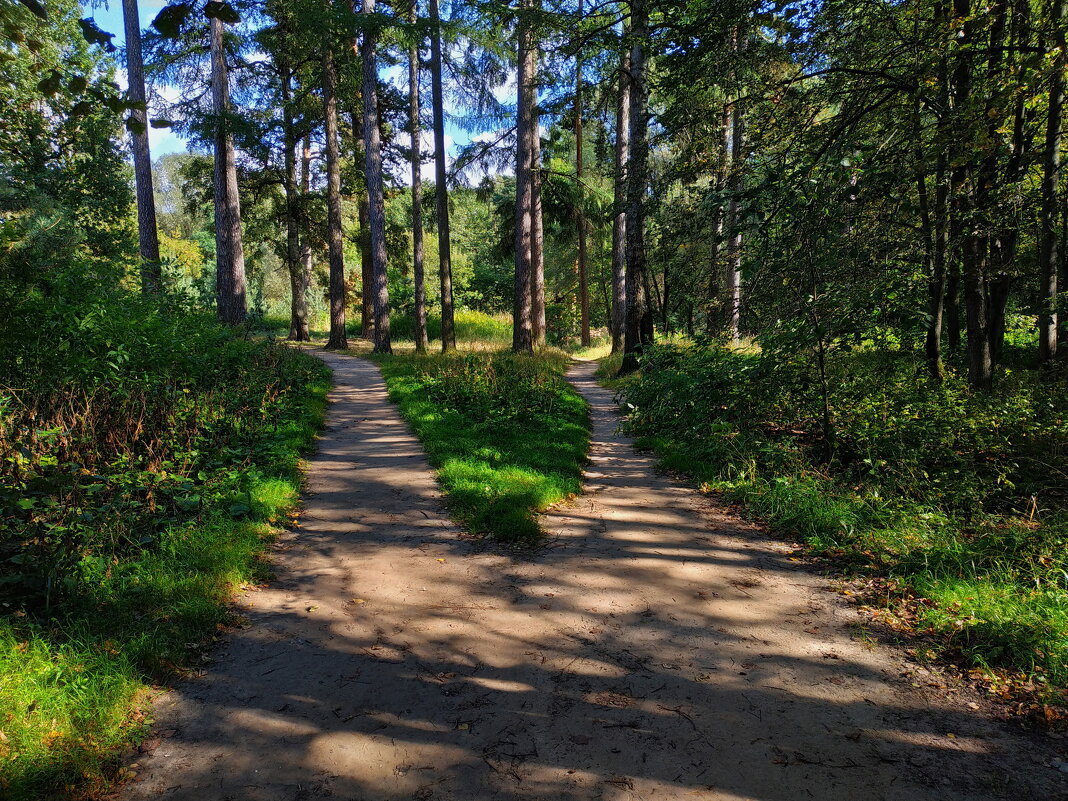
[373,348,589,540]
[0,358,330,800]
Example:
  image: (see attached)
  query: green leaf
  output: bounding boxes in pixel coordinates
[68,75,88,94]
[204,1,241,24]
[152,3,194,38]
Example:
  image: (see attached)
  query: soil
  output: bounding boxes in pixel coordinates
[118,353,1068,801]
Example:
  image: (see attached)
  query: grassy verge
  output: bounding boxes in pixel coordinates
[611,343,1068,710]
[0,342,330,799]
[373,349,589,540]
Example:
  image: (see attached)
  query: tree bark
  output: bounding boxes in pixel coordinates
[358,182,375,339]
[706,101,730,334]
[531,103,546,347]
[620,0,650,375]
[323,39,348,349]
[211,14,247,325]
[1040,0,1065,363]
[282,56,309,341]
[429,0,456,351]
[409,0,429,353]
[300,135,313,313]
[575,0,590,347]
[725,28,746,346]
[362,0,391,353]
[122,0,160,293]
[610,39,630,353]
[513,0,535,354]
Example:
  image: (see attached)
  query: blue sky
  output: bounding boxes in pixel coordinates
[82,0,485,171]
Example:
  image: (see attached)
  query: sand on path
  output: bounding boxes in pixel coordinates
[121,352,1067,801]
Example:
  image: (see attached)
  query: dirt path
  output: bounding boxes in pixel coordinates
[122,353,1066,801]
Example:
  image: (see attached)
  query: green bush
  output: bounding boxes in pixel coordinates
[0,287,330,798]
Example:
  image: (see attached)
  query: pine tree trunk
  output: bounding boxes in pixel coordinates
[358,185,375,339]
[282,54,309,341]
[122,0,160,293]
[531,108,546,347]
[1040,0,1065,363]
[362,0,391,353]
[409,0,429,353]
[300,135,313,307]
[512,0,535,354]
[575,0,589,347]
[323,40,348,350]
[211,15,247,325]
[706,102,729,334]
[610,40,629,353]
[724,28,746,346]
[429,0,456,351]
[620,0,650,375]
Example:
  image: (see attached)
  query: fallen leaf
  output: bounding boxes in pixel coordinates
[351,598,366,605]
[437,558,446,563]
[306,605,319,612]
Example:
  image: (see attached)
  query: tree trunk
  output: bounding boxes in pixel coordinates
[122,0,160,293]
[282,59,309,341]
[362,0,391,353]
[322,39,347,349]
[951,0,992,389]
[300,135,313,312]
[1040,0,1065,363]
[917,82,945,380]
[724,28,746,346]
[620,0,650,375]
[409,0,429,353]
[575,0,590,347]
[211,14,247,326]
[358,185,374,339]
[513,0,535,354]
[531,105,546,347]
[610,40,630,353]
[706,102,730,334]
[429,0,455,351]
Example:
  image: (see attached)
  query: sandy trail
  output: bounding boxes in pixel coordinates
[122,353,1066,801]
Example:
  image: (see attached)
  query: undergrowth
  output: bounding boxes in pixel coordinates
[0,295,330,799]
[614,343,1068,703]
[374,349,589,539]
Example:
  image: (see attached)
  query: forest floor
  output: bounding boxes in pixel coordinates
[116,353,1068,801]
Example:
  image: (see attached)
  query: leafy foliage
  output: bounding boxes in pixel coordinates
[0,283,329,798]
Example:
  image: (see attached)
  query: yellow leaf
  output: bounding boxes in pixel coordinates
[437,558,446,563]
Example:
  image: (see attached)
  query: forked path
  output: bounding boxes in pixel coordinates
[123,353,1065,801]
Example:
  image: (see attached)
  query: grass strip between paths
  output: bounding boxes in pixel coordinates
[373,349,589,540]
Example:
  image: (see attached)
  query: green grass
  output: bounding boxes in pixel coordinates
[373,349,589,540]
[0,356,330,800]
[612,343,1068,702]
